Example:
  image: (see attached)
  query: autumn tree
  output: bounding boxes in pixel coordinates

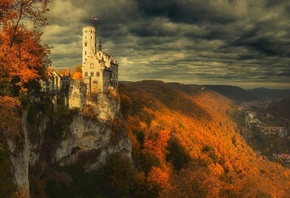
[100,153,135,197]
[0,0,50,96]
[72,72,82,80]
[161,163,221,198]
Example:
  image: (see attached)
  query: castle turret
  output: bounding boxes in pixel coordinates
[82,26,96,64]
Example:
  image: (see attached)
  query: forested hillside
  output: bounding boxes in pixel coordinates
[119,80,290,197]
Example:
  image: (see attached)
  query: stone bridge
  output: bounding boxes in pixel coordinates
[31,88,69,113]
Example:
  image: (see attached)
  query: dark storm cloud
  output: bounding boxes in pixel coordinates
[234,36,279,56]
[230,22,290,58]
[277,73,290,77]
[43,0,290,88]
[135,0,237,24]
[264,0,285,8]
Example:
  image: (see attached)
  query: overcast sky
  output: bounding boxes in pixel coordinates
[42,0,290,89]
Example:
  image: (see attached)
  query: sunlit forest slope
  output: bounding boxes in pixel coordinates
[119,80,290,197]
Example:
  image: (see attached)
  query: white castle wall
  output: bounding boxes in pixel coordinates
[83,56,105,94]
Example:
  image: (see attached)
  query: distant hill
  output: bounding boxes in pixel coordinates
[249,87,290,99]
[203,85,258,101]
[268,96,290,118]
[119,80,290,197]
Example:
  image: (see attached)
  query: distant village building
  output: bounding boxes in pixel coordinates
[82,26,118,94]
[261,126,287,138]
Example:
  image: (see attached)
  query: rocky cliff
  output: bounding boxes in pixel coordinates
[1,91,131,196]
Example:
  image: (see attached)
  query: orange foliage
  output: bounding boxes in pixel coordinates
[0,96,21,138]
[12,187,29,198]
[0,0,50,93]
[119,81,290,197]
[147,167,170,190]
[72,71,82,80]
[142,129,170,163]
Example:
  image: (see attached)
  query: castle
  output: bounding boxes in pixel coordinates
[68,26,119,109]
[37,26,118,111]
[82,26,118,95]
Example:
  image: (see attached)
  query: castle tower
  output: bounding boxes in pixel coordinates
[82,26,96,65]
[81,25,118,95]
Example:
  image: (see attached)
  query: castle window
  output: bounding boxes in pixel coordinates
[85,72,88,77]
[84,42,87,46]
[90,63,94,69]
[85,51,87,55]
[97,72,100,76]
[91,72,94,76]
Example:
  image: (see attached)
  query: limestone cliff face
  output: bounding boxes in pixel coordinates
[5,91,131,196]
[55,92,131,171]
[6,112,30,194]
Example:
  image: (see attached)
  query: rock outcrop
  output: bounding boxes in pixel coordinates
[55,92,131,171]
[3,91,131,196]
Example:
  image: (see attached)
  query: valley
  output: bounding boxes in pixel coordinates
[239,98,290,167]
[207,85,290,168]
